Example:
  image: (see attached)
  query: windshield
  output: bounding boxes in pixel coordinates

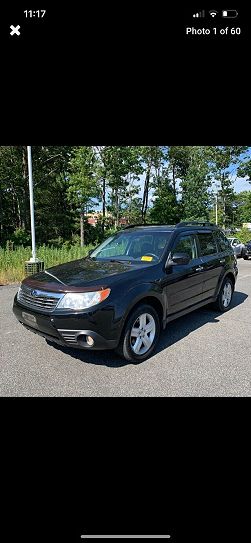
[89,231,171,263]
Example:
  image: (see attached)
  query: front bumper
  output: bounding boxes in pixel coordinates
[13,297,119,350]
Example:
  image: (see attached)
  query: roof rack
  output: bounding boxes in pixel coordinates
[176,221,216,228]
[123,223,173,229]
[122,221,217,230]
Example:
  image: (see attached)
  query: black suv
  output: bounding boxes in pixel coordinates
[243,240,251,260]
[13,222,238,363]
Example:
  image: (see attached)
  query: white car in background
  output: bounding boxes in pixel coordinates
[227,237,246,258]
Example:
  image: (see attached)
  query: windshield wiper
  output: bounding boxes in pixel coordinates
[108,259,127,263]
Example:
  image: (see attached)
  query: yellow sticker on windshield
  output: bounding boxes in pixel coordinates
[141,256,153,261]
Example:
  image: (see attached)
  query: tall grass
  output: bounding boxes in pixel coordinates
[0,244,94,285]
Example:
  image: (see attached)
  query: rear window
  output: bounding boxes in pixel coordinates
[197,232,218,256]
[214,231,231,252]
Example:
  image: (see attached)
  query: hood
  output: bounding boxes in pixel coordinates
[22,257,151,293]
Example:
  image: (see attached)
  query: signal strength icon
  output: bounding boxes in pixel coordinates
[193,10,205,17]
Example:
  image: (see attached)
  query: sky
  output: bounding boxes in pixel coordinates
[234,176,251,193]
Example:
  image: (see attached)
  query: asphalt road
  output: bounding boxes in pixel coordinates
[1,259,251,396]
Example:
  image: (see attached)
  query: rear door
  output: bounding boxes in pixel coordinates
[163,233,204,316]
[197,230,224,301]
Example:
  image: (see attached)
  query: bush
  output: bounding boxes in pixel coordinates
[47,236,65,248]
[237,228,251,244]
[10,228,31,247]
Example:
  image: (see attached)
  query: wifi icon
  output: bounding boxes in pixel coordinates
[209,10,218,17]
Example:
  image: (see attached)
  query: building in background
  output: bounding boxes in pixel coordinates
[86,212,129,227]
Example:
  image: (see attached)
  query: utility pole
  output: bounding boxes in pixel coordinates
[27,146,36,262]
[80,212,84,247]
[25,146,44,275]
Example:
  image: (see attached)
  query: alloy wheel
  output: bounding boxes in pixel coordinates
[130,313,156,355]
[222,281,232,308]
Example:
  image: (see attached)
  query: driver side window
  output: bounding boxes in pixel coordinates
[172,235,197,261]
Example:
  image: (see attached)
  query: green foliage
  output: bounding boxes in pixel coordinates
[150,183,181,224]
[0,244,95,284]
[68,147,99,208]
[236,228,251,244]
[180,147,211,221]
[207,146,248,228]
[237,159,251,182]
[11,227,31,247]
[231,191,251,224]
[0,145,250,256]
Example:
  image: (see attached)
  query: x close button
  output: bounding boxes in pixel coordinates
[10,25,21,36]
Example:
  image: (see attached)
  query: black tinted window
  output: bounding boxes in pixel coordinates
[172,235,197,260]
[198,233,218,256]
[214,231,231,252]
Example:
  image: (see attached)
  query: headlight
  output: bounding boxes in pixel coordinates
[56,288,111,310]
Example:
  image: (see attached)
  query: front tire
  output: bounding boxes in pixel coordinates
[213,277,234,312]
[116,304,160,363]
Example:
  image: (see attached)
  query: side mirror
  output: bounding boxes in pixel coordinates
[167,252,191,266]
[88,249,93,256]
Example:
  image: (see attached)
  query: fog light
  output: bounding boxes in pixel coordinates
[86,335,94,346]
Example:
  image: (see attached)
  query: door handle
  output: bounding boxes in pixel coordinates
[195,266,204,272]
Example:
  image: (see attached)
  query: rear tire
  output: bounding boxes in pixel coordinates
[116,304,160,363]
[243,255,248,260]
[213,277,234,312]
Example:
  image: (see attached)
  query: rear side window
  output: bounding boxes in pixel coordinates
[214,231,231,252]
[197,232,218,256]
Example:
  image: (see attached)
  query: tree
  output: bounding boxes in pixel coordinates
[180,147,211,221]
[207,146,248,228]
[139,146,166,222]
[232,191,251,225]
[1,145,250,248]
[167,146,191,200]
[67,147,100,245]
[100,146,142,227]
[0,145,77,246]
[32,146,76,244]
[149,162,181,224]
[150,185,181,224]
[237,152,251,182]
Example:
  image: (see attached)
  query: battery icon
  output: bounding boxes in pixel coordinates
[222,10,238,18]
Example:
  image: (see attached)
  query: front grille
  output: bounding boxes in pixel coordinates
[18,285,62,312]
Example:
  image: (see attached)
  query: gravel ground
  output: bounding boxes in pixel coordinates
[0,259,251,396]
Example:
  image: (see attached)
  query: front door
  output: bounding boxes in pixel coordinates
[163,233,204,317]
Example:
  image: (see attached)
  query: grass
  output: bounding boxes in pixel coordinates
[0,244,95,285]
